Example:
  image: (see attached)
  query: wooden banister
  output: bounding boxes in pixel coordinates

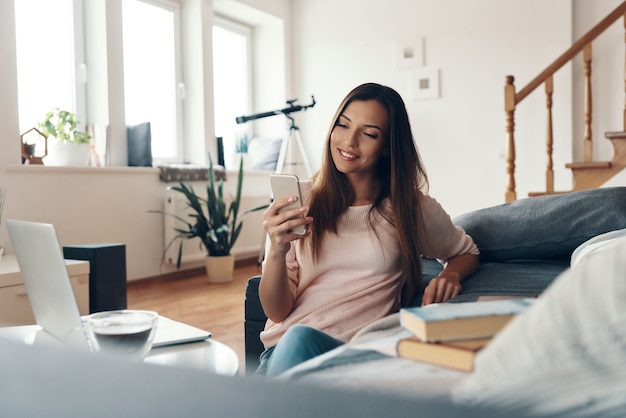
[504,76,516,202]
[545,76,554,193]
[504,1,626,202]
[583,43,593,162]
[515,2,626,104]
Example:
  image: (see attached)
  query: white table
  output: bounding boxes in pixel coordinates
[146,338,239,375]
[0,325,239,376]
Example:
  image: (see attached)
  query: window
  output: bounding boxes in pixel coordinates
[15,0,84,135]
[12,1,269,168]
[122,0,182,162]
[212,17,252,168]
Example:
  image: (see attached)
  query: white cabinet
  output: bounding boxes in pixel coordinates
[0,255,89,326]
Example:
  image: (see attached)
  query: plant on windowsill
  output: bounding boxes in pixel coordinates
[38,108,92,167]
[151,155,267,283]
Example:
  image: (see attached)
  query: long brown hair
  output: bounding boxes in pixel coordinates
[307,83,429,306]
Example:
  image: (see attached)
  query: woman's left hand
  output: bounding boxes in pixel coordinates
[421,275,462,306]
[421,253,478,305]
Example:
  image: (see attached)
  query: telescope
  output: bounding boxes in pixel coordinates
[235,96,316,124]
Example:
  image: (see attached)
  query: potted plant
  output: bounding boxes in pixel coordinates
[38,108,91,166]
[154,155,266,283]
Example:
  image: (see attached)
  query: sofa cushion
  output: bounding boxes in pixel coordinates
[411,258,568,306]
[451,235,626,417]
[453,187,626,262]
[446,259,568,303]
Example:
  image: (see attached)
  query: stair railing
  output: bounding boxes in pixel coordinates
[504,1,626,202]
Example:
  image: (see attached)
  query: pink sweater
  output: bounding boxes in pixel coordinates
[260,182,479,348]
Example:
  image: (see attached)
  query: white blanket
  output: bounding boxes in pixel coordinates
[278,313,469,400]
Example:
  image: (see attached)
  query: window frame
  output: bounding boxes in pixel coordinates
[213,14,253,115]
[12,0,285,169]
[122,0,184,164]
[212,14,254,165]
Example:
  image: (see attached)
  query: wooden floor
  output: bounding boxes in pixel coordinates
[126,261,262,375]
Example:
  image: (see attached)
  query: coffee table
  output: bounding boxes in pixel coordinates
[145,338,239,375]
[0,325,239,376]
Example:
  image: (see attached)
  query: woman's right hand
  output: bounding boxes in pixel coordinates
[260,196,311,322]
[263,196,312,254]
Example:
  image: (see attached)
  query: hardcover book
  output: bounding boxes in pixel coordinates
[397,337,491,372]
[399,298,534,342]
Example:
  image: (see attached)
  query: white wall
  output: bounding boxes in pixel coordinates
[290,0,624,217]
[572,0,625,162]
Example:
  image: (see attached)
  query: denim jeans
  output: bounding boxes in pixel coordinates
[255,324,344,377]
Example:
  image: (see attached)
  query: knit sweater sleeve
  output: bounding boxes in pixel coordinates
[421,194,479,261]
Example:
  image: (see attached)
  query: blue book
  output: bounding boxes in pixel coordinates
[400,298,534,342]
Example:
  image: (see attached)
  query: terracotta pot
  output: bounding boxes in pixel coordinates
[204,254,234,283]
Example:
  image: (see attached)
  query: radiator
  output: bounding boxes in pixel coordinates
[163,185,267,265]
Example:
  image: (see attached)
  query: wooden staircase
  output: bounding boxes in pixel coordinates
[564,131,626,191]
[504,1,626,202]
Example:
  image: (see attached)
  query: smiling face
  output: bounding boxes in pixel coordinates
[330,99,389,180]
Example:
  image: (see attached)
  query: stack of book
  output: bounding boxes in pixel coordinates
[397,297,534,372]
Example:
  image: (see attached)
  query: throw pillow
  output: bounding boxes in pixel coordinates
[451,235,626,417]
[248,137,283,171]
[453,187,626,262]
[127,122,152,167]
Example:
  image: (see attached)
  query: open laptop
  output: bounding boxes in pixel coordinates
[6,219,211,350]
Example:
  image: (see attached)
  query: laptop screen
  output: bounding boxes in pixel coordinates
[6,219,88,348]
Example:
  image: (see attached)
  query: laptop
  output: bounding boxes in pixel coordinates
[6,219,211,350]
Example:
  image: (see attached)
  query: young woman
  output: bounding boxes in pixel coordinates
[258,83,479,376]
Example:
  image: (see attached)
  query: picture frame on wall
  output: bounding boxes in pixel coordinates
[395,37,424,69]
[411,67,440,100]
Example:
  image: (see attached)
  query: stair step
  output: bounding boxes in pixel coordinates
[565,161,612,169]
[527,191,571,197]
[605,131,626,159]
[605,131,626,140]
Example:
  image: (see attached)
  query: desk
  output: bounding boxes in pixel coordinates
[0,255,89,325]
[0,325,239,376]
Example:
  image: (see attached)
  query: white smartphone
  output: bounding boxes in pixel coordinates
[270,174,307,235]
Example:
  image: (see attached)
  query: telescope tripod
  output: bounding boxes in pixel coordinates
[275,115,312,177]
[236,96,316,264]
[256,116,313,264]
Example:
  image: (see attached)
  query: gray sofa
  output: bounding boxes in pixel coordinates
[0,337,537,418]
[245,187,626,373]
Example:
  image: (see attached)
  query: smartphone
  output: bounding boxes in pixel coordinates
[270,174,307,235]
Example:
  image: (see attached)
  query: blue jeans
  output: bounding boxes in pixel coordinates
[256,325,344,377]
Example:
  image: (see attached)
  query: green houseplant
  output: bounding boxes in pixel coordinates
[154,155,266,282]
[38,108,91,144]
[38,108,91,166]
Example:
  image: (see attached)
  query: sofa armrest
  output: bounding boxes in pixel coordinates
[244,275,266,374]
